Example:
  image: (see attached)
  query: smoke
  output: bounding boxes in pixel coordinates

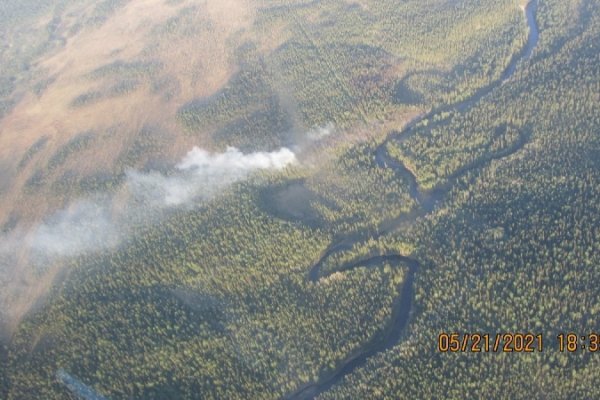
[28,146,296,256]
[0,146,297,333]
[305,123,335,141]
[127,146,296,206]
[29,199,119,258]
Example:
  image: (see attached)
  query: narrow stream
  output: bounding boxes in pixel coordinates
[284,2,539,399]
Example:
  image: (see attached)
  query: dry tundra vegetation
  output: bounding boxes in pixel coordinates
[0,0,599,398]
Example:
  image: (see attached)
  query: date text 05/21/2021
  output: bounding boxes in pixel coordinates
[438,333,600,353]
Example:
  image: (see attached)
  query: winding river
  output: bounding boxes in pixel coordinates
[284,2,539,399]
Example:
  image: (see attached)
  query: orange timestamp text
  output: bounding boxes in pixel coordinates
[438,333,544,353]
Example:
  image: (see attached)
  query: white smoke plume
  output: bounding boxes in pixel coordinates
[29,199,119,258]
[127,146,296,206]
[22,146,297,257]
[306,123,335,141]
[0,146,297,333]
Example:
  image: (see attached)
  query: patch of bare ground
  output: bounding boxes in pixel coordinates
[0,0,414,333]
[0,0,290,333]
[0,0,268,221]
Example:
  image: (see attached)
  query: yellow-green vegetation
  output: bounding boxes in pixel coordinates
[319,237,416,277]
[0,0,530,226]
[177,61,293,151]
[5,185,407,398]
[321,0,600,398]
[306,141,417,234]
[2,0,599,399]
[179,0,528,137]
